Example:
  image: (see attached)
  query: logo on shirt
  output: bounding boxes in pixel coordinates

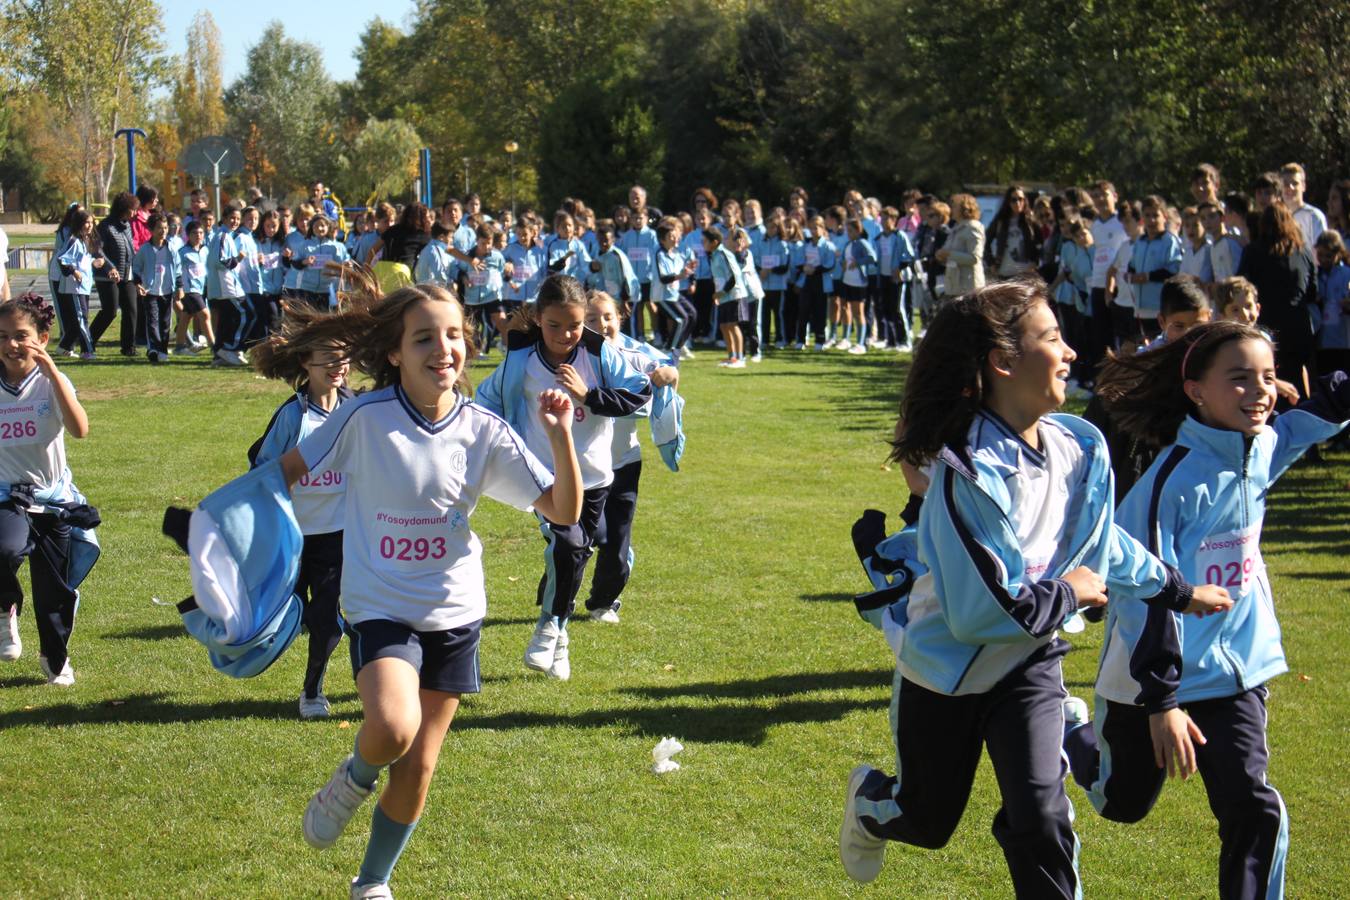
[449,448,468,474]
[35,401,51,419]
[448,509,468,532]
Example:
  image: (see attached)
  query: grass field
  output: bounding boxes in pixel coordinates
[0,345,1347,898]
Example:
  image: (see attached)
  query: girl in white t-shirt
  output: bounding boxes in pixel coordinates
[0,297,91,685]
[279,281,582,899]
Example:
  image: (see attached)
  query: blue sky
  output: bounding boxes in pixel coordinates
[160,1,418,84]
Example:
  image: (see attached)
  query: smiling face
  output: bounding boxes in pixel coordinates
[303,345,350,393]
[388,299,467,404]
[0,312,44,380]
[312,218,330,239]
[585,297,622,341]
[539,301,586,362]
[989,301,1077,417]
[1186,338,1277,436]
[596,230,613,254]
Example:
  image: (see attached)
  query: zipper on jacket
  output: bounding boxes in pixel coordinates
[1218,436,1256,694]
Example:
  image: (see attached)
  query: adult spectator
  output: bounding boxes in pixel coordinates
[90,191,140,356]
[1238,200,1318,399]
[130,184,160,250]
[985,184,1039,279]
[937,193,985,299]
[308,181,339,220]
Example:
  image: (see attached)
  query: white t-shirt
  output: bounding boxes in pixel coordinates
[519,344,615,489]
[1292,203,1327,250]
[299,387,553,631]
[1111,240,1136,308]
[0,368,73,498]
[1089,216,1128,289]
[609,343,660,468]
[291,400,347,536]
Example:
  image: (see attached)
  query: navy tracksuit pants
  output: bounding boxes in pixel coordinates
[853,640,1081,899]
[587,460,641,611]
[295,530,344,700]
[537,486,609,620]
[0,501,77,673]
[1064,687,1287,899]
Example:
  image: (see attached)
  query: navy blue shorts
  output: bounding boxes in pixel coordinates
[347,618,482,694]
[180,292,206,315]
[718,298,748,323]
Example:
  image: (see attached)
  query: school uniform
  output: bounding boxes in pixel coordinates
[543,235,591,282]
[682,232,714,341]
[56,236,96,355]
[207,226,250,353]
[1317,262,1350,363]
[853,411,1191,900]
[177,243,209,317]
[413,239,458,288]
[281,230,310,300]
[618,226,660,339]
[586,335,677,613]
[1179,239,1214,283]
[502,241,545,305]
[796,237,836,347]
[0,367,100,676]
[253,237,286,340]
[650,247,696,352]
[130,240,179,360]
[461,249,507,349]
[476,328,651,622]
[1209,233,1244,283]
[757,236,793,346]
[252,389,353,701]
[588,246,640,306]
[48,227,80,350]
[736,246,766,354]
[298,237,348,306]
[1128,232,1183,332]
[710,244,748,331]
[298,386,553,691]
[875,229,917,348]
[1089,215,1130,357]
[1065,378,1350,900]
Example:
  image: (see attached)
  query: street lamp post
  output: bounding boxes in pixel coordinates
[462,157,470,196]
[504,141,519,218]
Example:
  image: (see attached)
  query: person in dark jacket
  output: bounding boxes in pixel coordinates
[90,192,140,356]
[1238,200,1318,401]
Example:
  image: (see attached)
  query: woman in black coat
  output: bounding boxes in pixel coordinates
[1238,201,1318,400]
[90,191,140,356]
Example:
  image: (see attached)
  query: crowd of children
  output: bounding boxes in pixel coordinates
[11,162,1350,898]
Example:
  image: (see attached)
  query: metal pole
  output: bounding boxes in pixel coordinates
[212,161,221,219]
[462,158,470,195]
[115,128,147,193]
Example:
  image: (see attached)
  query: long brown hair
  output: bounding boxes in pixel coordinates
[1095,321,1271,448]
[505,273,588,334]
[1257,201,1304,257]
[255,266,477,394]
[890,277,1048,465]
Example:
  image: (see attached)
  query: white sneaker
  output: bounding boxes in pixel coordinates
[679,347,695,360]
[548,629,570,681]
[1063,696,1090,734]
[839,765,886,882]
[0,607,20,661]
[896,342,913,352]
[589,605,621,625]
[39,655,74,686]
[727,358,747,369]
[350,879,393,899]
[836,339,852,350]
[62,350,78,359]
[524,619,561,673]
[750,353,762,362]
[868,339,887,349]
[822,339,837,350]
[303,756,375,849]
[299,694,332,719]
[848,344,867,355]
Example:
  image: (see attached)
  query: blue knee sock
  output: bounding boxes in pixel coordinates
[356,804,418,887]
[349,737,382,789]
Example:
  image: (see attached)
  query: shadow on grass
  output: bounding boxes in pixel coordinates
[620,667,889,701]
[457,694,888,745]
[0,690,360,728]
[482,616,539,629]
[0,673,47,688]
[104,624,188,641]
[799,592,855,603]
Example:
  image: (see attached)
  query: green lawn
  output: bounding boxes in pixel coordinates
[0,346,1346,897]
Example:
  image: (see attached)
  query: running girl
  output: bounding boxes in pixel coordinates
[1065,321,1349,899]
[476,275,651,681]
[837,278,1231,895]
[276,281,581,899]
[0,296,94,685]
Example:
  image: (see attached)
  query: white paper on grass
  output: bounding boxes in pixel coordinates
[187,509,251,643]
[651,737,684,774]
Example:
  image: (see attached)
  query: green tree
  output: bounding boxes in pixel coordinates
[334,118,423,207]
[223,22,336,196]
[170,11,226,146]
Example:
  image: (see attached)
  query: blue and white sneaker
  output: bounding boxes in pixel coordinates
[304,756,374,849]
[1063,696,1090,739]
[0,607,20,661]
[350,878,393,899]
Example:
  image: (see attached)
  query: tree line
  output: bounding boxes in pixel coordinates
[1,0,1346,219]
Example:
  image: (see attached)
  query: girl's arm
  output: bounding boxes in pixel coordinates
[530,390,582,526]
[30,347,88,438]
[1269,370,1350,478]
[280,446,310,490]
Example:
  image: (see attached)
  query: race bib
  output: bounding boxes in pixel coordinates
[805,247,821,267]
[1196,520,1265,593]
[469,270,489,287]
[514,264,534,282]
[372,508,465,574]
[761,254,779,269]
[628,247,649,264]
[295,467,344,495]
[0,416,40,445]
[260,251,280,270]
[1094,247,1113,268]
[189,263,205,279]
